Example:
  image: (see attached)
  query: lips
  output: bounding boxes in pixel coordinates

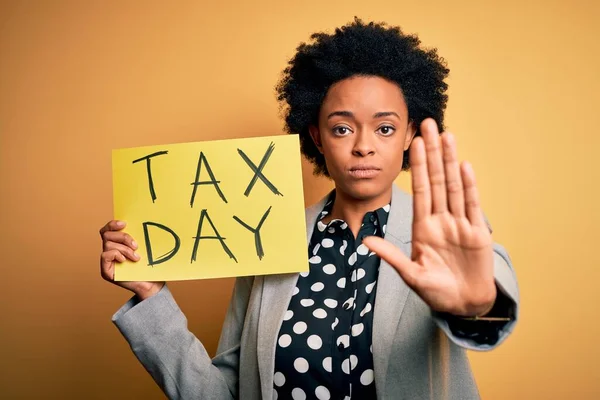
[348,165,381,179]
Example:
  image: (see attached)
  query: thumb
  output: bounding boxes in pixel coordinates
[362,236,420,287]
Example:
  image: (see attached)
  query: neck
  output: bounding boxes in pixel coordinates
[326,185,393,238]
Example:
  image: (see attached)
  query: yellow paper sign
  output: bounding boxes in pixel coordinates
[112,135,308,281]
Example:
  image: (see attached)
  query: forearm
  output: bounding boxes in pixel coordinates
[113,285,235,399]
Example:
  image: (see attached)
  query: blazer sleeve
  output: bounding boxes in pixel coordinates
[112,276,254,399]
[432,241,520,351]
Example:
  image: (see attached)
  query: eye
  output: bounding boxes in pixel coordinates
[377,125,396,136]
[332,126,352,136]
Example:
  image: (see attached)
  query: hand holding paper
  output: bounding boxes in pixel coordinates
[99,220,165,299]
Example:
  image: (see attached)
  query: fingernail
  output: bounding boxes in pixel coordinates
[132,240,138,249]
[116,221,126,227]
[133,252,140,259]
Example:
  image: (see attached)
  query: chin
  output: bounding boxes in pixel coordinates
[336,178,392,202]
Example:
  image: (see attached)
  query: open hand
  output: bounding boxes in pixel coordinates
[364,118,495,317]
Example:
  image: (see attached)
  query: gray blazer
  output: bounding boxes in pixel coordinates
[113,185,519,399]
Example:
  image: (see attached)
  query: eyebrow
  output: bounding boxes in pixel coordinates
[373,111,400,119]
[326,111,401,120]
[327,111,354,119]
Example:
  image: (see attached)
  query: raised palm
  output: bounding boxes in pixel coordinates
[364,118,495,316]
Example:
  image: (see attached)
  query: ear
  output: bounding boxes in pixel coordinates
[309,125,324,154]
[403,120,418,151]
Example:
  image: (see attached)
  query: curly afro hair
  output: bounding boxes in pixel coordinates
[276,18,450,176]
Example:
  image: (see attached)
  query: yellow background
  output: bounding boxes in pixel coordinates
[1,1,598,398]
[112,135,307,281]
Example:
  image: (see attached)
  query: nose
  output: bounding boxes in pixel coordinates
[352,130,376,157]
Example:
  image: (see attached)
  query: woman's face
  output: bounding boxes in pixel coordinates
[309,75,416,202]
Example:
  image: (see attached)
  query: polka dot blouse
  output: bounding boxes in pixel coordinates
[274,193,390,400]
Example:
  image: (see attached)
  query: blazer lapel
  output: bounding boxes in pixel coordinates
[256,192,331,398]
[372,184,414,394]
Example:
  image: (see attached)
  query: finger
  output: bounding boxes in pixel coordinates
[409,137,431,222]
[99,220,126,236]
[362,236,421,288]
[100,250,126,281]
[102,231,138,250]
[104,241,141,262]
[421,119,447,214]
[461,161,486,227]
[442,132,465,217]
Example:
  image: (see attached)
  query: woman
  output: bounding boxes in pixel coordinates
[100,19,518,400]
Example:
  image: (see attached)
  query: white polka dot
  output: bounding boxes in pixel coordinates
[348,252,357,266]
[383,204,390,212]
[365,282,376,294]
[357,243,369,255]
[284,310,293,320]
[322,264,336,275]
[343,297,354,310]
[342,358,350,374]
[370,344,373,353]
[368,251,376,257]
[300,271,309,277]
[294,357,309,373]
[307,334,322,350]
[360,369,374,385]
[274,372,285,387]
[317,222,327,232]
[331,318,339,330]
[315,386,330,400]
[311,282,324,292]
[322,357,332,372]
[293,322,307,334]
[293,287,300,296]
[341,222,348,229]
[273,389,278,400]
[313,308,327,319]
[357,269,366,280]
[337,334,350,349]
[360,303,372,317]
[350,355,358,370]
[309,256,321,264]
[340,240,347,256]
[382,224,387,233]
[312,243,321,255]
[292,387,306,400]
[351,268,366,282]
[337,277,346,288]
[278,334,292,348]
[324,298,338,308]
[351,323,364,336]
[300,299,315,307]
[327,226,335,234]
[321,238,334,248]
